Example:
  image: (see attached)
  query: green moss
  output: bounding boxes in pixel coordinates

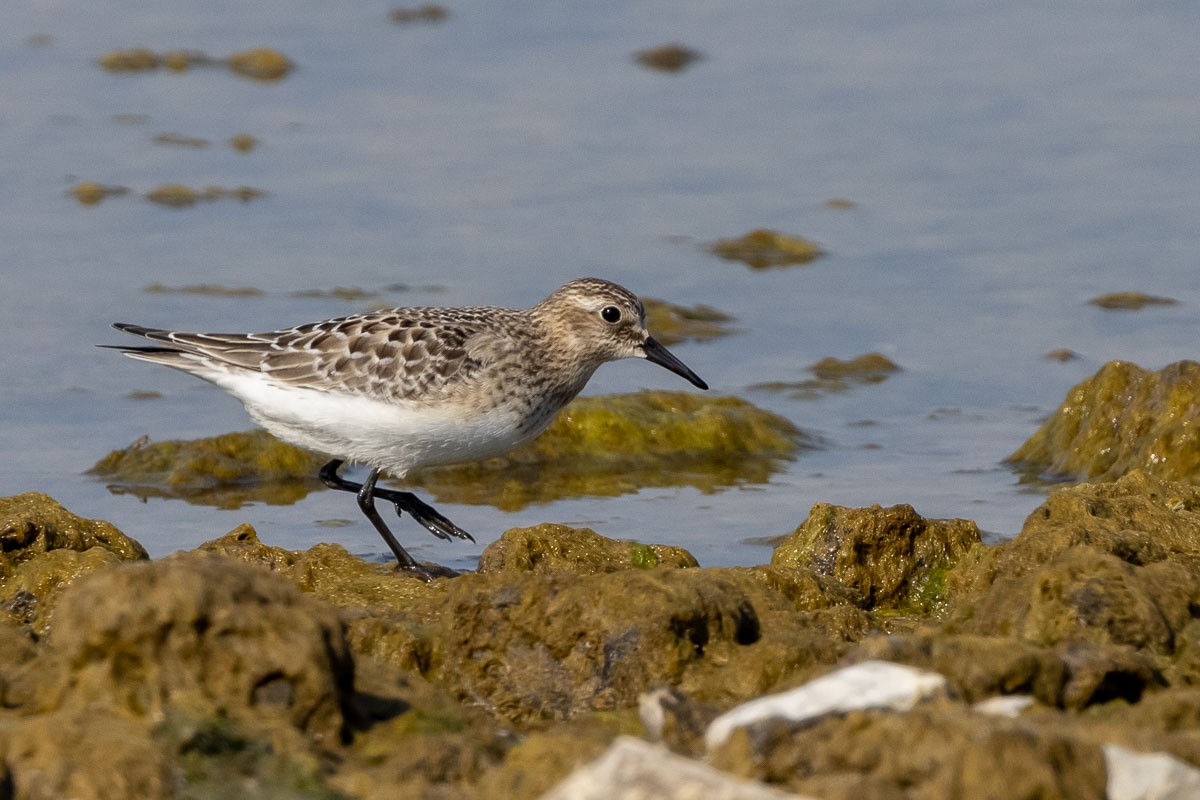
[629,543,661,570]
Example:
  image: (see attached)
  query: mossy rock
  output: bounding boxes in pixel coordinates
[0,493,147,581]
[1008,360,1200,483]
[408,391,810,510]
[477,524,699,575]
[708,228,824,269]
[772,502,980,612]
[641,298,734,347]
[89,430,326,508]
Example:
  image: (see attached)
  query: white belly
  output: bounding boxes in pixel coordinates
[212,371,538,477]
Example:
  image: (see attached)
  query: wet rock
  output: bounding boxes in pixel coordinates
[91,393,805,510]
[1090,292,1178,311]
[69,181,129,205]
[705,661,949,750]
[389,4,449,24]
[226,47,293,80]
[0,492,147,578]
[229,132,259,152]
[541,736,807,800]
[633,44,703,73]
[753,353,901,399]
[772,502,980,611]
[408,392,810,510]
[38,555,354,744]
[1008,360,1200,483]
[477,524,699,575]
[89,429,325,508]
[709,229,824,269]
[641,297,735,346]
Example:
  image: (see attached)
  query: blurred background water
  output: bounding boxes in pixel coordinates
[3,1,1198,570]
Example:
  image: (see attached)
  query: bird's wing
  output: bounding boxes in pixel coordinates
[111,310,508,403]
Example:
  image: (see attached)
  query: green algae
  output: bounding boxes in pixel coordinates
[641,298,734,347]
[406,392,810,510]
[89,430,326,509]
[1007,360,1200,484]
[708,228,824,269]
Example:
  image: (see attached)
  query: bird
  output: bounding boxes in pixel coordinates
[106,278,708,577]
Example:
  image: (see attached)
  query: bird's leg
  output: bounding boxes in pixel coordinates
[319,459,475,544]
[320,459,429,576]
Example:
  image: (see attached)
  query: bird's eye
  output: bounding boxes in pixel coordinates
[600,306,622,324]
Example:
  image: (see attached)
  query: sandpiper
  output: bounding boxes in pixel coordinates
[107,278,708,577]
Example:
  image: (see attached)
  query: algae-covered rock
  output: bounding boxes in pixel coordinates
[90,430,325,508]
[0,707,175,800]
[408,392,809,510]
[709,228,824,269]
[1008,360,1200,483]
[641,297,734,347]
[91,393,803,510]
[709,700,1108,800]
[428,568,762,721]
[477,524,699,575]
[753,353,901,399]
[772,502,980,612]
[40,555,354,743]
[633,44,703,73]
[1090,292,1178,311]
[0,493,147,579]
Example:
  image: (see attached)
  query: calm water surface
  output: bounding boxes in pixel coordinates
[3,2,1199,569]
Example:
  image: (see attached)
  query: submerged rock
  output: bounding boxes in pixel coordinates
[641,297,735,346]
[633,44,703,73]
[752,353,900,399]
[709,229,824,269]
[1009,360,1200,483]
[89,430,325,508]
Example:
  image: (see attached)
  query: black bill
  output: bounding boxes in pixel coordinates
[641,335,709,390]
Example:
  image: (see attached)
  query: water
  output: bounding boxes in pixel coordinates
[3,2,1198,570]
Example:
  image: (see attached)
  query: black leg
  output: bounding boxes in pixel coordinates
[318,460,473,575]
[320,459,475,543]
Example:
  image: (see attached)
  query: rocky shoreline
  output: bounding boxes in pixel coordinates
[5,362,1200,798]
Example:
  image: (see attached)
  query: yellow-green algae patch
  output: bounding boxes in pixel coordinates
[1089,291,1179,311]
[1007,360,1200,484]
[99,47,294,82]
[752,353,900,400]
[89,430,326,509]
[406,391,809,510]
[641,298,734,347]
[709,228,824,269]
[69,182,129,206]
